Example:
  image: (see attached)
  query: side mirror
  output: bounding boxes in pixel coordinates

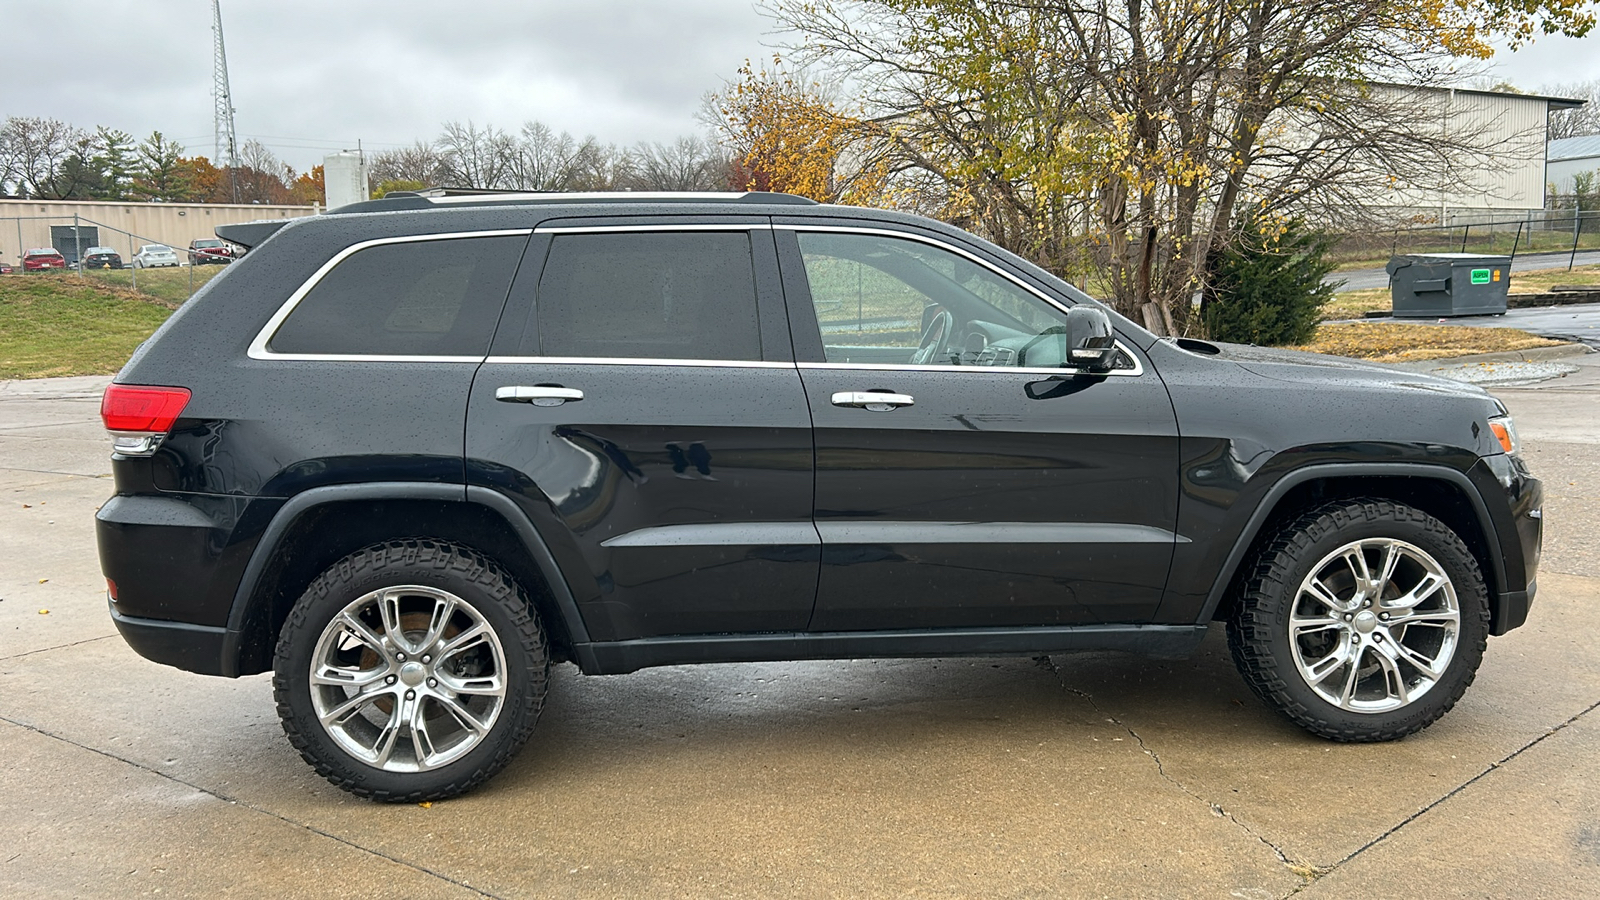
[1065,306,1117,372]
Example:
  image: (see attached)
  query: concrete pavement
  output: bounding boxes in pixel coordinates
[3,366,1598,898]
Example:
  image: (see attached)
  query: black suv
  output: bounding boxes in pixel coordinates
[97,191,1542,801]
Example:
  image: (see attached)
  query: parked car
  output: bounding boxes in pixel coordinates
[0,261,13,274]
[22,248,67,271]
[131,244,180,269]
[187,238,235,265]
[80,246,124,270]
[97,190,1542,803]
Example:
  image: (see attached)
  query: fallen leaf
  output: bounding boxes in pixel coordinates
[418,801,433,809]
[38,609,49,615]
[38,578,48,584]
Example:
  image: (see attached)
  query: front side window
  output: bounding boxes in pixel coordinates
[533,232,762,361]
[270,234,524,356]
[796,231,1120,369]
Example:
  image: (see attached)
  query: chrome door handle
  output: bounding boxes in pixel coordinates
[495,385,584,406]
[831,391,915,411]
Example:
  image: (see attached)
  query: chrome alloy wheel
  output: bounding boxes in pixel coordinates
[1289,538,1461,713]
[308,585,508,772]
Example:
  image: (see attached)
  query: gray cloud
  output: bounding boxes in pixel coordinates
[2,0,774,171]
[2,1,1592,174]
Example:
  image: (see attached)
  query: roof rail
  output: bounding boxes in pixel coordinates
[328,190,819,214]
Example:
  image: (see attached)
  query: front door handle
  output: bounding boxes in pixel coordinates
[831,391,915,411]
[495,385,584,406]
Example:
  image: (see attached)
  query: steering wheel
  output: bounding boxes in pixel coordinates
[908,309,955,366]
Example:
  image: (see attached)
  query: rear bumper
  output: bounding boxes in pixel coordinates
[109,603,229,676]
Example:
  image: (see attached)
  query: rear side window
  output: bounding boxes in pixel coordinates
[270,235,524,356]
[533,232,762,361]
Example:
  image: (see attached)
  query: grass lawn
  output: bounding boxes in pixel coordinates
[80,264,227,305]
[1296,322,1563,362]
[0,274,176,380]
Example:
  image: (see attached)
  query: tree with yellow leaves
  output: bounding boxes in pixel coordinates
[710,58,886,203]
[768,0,1596,334]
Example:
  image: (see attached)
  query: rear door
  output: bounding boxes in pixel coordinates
[776,223,1180,632]
[466,218,819,643]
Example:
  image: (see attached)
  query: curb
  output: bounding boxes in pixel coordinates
[1386,342,1592,370]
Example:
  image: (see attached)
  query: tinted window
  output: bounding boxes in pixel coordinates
[270,235,524,356]
[797,232,1127,369]
[534,232,762,361]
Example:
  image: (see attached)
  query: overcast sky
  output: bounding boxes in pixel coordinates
[2,0,1595,173]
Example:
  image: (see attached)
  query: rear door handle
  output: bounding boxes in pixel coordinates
[495,385,584,406]
[831,391,915,411]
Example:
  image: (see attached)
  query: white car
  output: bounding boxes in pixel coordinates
[131,244,181,269]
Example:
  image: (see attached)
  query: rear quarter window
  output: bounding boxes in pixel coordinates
[269,234,525,357]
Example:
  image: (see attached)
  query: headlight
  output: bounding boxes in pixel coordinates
[1488,414,1520,455]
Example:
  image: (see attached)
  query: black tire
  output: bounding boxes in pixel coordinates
[273,539,549,801]
[1227,499,1490,741]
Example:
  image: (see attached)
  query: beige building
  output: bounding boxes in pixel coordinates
[0,199,316,265]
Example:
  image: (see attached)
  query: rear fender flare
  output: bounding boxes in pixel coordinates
[220,482,586,676]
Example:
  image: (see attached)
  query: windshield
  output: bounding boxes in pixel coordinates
[193,240,223,248]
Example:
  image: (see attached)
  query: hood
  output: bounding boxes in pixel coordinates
[1177,339,1493,401]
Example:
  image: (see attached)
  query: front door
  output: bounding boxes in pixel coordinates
[777,226,1180,632]
[466,220,818,643]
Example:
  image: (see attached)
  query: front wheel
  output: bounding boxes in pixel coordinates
[273,539,549,801]
[1228,499,1490,741]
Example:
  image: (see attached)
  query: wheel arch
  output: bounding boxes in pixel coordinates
[1200,464,1505,630]
[221,483,587,676]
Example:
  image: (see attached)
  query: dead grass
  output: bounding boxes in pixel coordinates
[1296,322,1563,362]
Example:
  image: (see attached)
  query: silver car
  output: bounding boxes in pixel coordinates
[131,244,181,269]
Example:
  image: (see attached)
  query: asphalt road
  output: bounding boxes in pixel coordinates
[1331,249,1600,292]
[1428,302,1600,349]
[3,367,1598,898]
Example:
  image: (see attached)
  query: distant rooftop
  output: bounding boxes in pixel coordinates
[1549,135,1600,162]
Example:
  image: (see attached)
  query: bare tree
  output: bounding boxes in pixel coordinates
[768,0,1518,334]
[622,136,730,191]
[370,141,448,186]
[1544,80,1600,140]
[436,121,517,189]
[2,117,86,199]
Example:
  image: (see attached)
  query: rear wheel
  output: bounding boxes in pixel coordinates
[1228,499,1490,741]
[273,539,548,801]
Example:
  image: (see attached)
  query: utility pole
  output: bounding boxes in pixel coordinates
[212,0,239,203]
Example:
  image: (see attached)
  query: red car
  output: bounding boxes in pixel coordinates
[0,261,13,274]
[22,248,67,271]
[187,238,235,265]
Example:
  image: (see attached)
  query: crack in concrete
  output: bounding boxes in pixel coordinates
[1040,658,1317,880]
[0,714,502,899]
[0,634,117,662]
[1281,696,1600,897]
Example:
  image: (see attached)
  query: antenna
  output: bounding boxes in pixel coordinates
[211,0,239,201]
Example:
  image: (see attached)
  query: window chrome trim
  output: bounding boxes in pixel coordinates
[484,356,792,369]
[797,358,1143,377]
[776,223,1144,377]
[246,229,534,361]
[534,223,773,234]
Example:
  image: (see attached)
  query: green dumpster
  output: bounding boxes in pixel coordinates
[1385,253,1510,317]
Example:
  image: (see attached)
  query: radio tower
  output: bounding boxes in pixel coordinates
[211,0,239,201]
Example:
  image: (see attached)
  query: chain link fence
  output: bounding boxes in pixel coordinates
[1330,209,1600,272]
[2,213,225,303]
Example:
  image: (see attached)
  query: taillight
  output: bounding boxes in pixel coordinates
[101,384,191,456]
